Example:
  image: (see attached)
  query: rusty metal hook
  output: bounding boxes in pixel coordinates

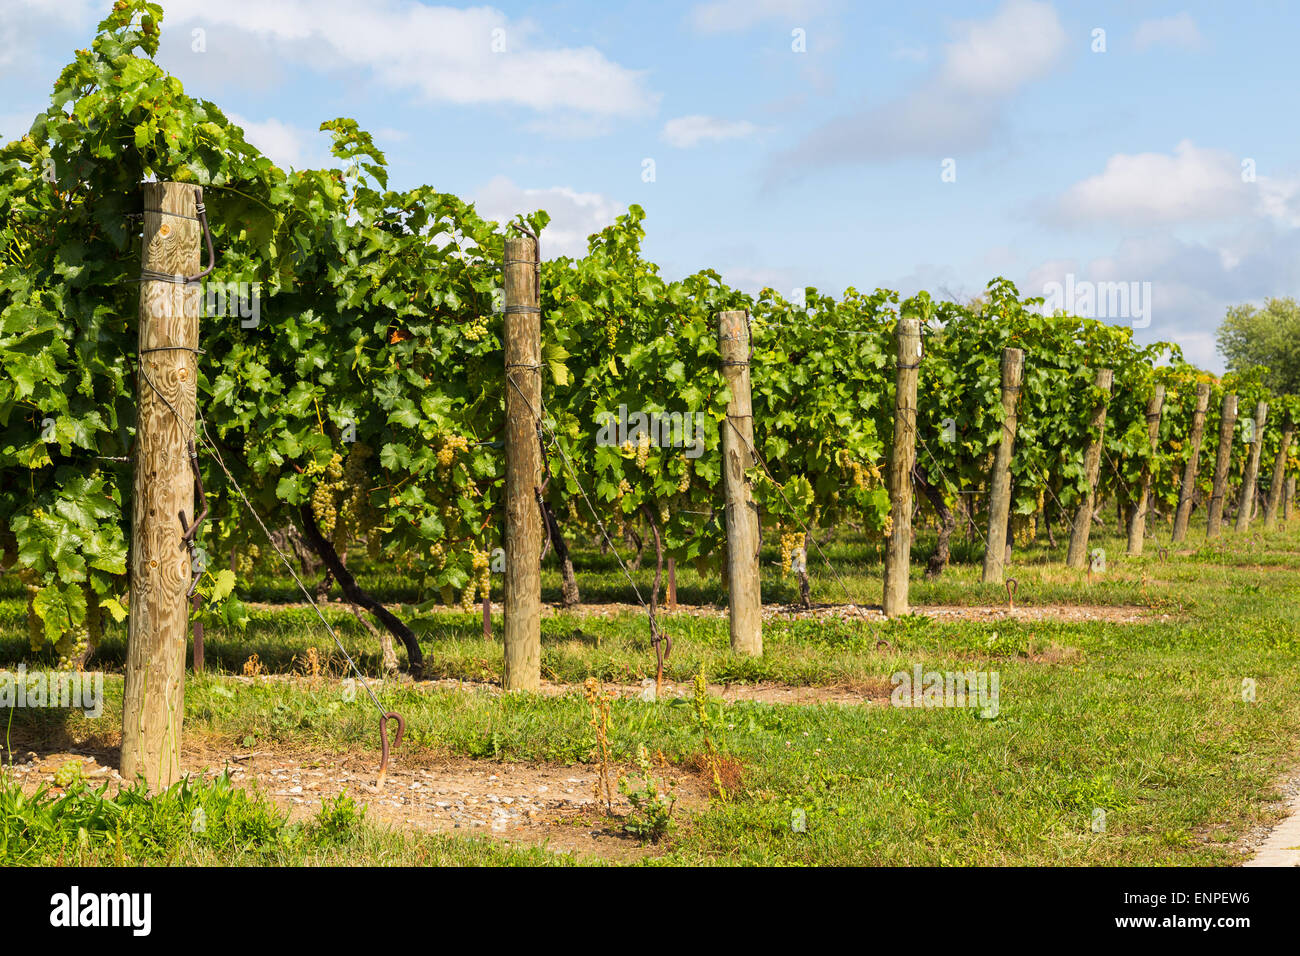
[186,188,217,284]
[376,710,405,790]
[1005,577,1018,610]
[649,617,672,693]
[1157,546,1169,563]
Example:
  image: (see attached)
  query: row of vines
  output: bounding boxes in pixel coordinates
[1,4,1296,669]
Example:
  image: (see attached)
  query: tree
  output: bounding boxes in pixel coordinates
[1217,298,1300,396]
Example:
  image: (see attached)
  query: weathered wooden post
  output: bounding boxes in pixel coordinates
[1235,401,1268,532]
[1263,422,1294,530]
[1067,369,1113,568]
[122,183,202,790]
[883,318,921,615]
[1171,383,1210,543]
[717,310,762,655]
[503,235,542,690]
[1206,393,1238,538]
[1286,475,1296,522]
[1126,385,1165,555]
[982,347,1023,584]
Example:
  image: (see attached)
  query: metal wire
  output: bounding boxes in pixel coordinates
[134,360,392,721]
[722,416,880,625]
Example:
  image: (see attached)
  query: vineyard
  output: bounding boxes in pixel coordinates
[2,3,1300,869]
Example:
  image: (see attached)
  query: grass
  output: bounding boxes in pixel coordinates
[0,773,575,866]
[2,519,1299,865]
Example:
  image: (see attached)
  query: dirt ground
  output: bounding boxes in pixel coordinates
[222,670,897,706]
[253,599,1160,626]
[1,737,713,862]
[442,600,1158,625]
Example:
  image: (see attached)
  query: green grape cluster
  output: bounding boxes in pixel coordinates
[334,444,377,548]
[85,593,104,649]
[54,628,87,670]
[676,457,691,493]
[234,543,260,576]
[308,444,377,549]
[458,545,492,611]
[437,434,470,468]
[779,531,803,577]
[308,451,346,537]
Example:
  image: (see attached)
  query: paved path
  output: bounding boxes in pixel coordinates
[1245,788,1300,866]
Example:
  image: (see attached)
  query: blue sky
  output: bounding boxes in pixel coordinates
[3,0,1299,370]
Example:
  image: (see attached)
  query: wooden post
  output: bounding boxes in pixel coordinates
[1286,475,1296,521]
[1126,385,1165,555]
[1206,393,1237,538]
[982,347,1023,584]
[1235,401,1268,532]
[1066,369,1113,568]
[503,236,542,691]
[482,590,492,641]
[666,558,677,610]
[883,318,921,615]
[717,310,762,655]
[1263,423,1294,530]
[121,183,201,790]
[1171,383,1210,543]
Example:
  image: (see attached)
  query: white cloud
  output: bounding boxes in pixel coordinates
[662,115,759,148]
[688,0,828,34]
[226,113,327,170]
[157,0,658,117]
[936,0,1067,97]
[1049,141,1300,228]
[1022,225,1300,372]
[768,0,1065,178]
[472,176,624,259]
[1133,12,1204,52]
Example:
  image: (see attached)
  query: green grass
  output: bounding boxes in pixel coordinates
[0,773,574,866]
[2,520,1299,865]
